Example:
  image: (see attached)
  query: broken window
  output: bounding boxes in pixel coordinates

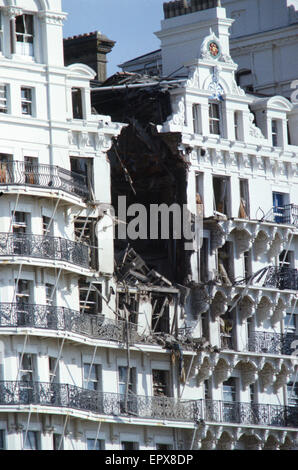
[218,242,234,285]
[209,102,221,135]
[152,369,170,397]
[220,310,234,350]
[74,217,97,269]
[151,295,170,333]
[24,156,38,185]
[79,280,102,315]
[239,179,250,219]
[118,366,137,413]
[15,14,34,56]
[72,88,83,119]
[118,293,138,325]
[213,176,230,216]
[198,237,209,283]
[19,353,36,403]
[243,250,252,280]
[222,377,237,422]
[15,279,32,326]
[49,356,58,383]
[201,312,209,341]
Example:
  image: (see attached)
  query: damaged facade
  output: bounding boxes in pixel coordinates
[0,0,296,451]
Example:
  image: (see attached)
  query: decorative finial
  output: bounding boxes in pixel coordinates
[217,0,222,6]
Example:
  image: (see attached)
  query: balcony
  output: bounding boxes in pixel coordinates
[0,161,89,200]
[263,266,298,291]
[0,381,196,423]
[197,400,298,428]
[0,233,90,269]
[235,266,298,291]
[0,303,141,344]
[0,381,296,428]
[265,204,298,226]
[248,331,298,356]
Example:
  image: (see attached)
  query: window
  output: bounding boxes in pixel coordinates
[79,280,102,315]
[12,211,28,234]
[23,431,39,450]
[0,430,5,450]
[284,313,296,334]
[19,354,35,403]
[20,353,34,382]
[45,283,55,306]
[118,366,137,413]
[156,444,172,450]
[234,111,242,141]
[72,88,83,119]
[272,119,278,146]
[53,434,63,451]
[239,179,250,219]
[0,85,8,113]
[24,156,38,184]
[287,382,298,407]
[83,363,101,391]
[121,441,139,450]
[192,104,201,134]
[151,295,170,333]
[213,176,230,216]
[199,238,209,283]
[209,102,221,135]
[49,357,58,383]
[87,438,104,450]
[223,378,236,403]
[15,15,34,56]
[204,379,211,400]
[249,383,256,403]
[273,192,288,223]
[21,87,33,115]
[152,370,170,397]
[42,216,52,236]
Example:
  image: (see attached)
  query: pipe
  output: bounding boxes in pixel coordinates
[91,79,186,92]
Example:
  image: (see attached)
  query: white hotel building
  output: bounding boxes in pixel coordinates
[0,0,295,451]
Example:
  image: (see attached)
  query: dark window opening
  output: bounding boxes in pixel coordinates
[209,102,221,135]
[151,295,170,333]
[218,242,234,285]
[152,369,170,397]
[213,176,230,216]
[79,279,102,315]
[239,179,250,219]
[16,15,34,43]
[72,88,83,119]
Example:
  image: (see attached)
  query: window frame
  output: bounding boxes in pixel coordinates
[208,101,221,136]
[21,87,33,116]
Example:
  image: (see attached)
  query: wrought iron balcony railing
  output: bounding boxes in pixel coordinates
[196,399,298,428]
[0,303,141,344]
[235,266,298,291]
[263,266,298,291]
[0,233,90,268]
[0,381,296,428]
[270,204,298,226]
[248,331,298,356]
[0,160,89,199]
[0,381,196,422]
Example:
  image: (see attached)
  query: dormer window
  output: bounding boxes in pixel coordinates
[15,14,34,56]
[209,102,221,135]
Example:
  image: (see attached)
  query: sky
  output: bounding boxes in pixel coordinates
[62,0,165,77]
